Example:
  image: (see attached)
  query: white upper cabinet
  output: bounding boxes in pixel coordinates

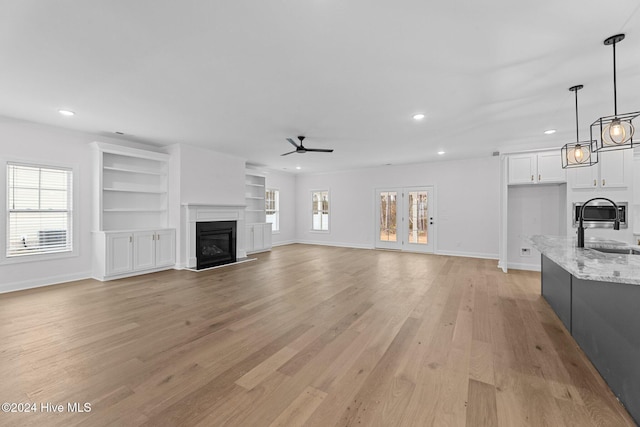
[570,149,629,189]
[508,150,565,185]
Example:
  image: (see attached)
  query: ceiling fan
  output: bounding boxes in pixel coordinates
[281,136,334,156]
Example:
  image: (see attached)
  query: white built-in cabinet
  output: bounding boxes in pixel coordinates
[570,149,629,189]
[91,142,176,280]
[245,170,272,254]
[508,150,566,185]
[246,223,272,254]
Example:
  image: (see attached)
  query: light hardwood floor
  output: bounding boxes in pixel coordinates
[0,244,635,426]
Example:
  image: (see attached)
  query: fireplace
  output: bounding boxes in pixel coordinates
[196,221,237,269]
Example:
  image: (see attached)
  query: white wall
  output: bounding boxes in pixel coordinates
[294,156,500,258]
[178,144,245,206]
[264,169,296,246]
[507,184,566,271]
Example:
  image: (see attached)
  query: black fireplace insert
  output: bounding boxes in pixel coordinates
[195,221,236,270]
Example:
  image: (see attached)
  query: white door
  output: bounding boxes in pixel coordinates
[106,232,133,276]
[537,151,566,183]
[508,154,536,184]
[155,229,176,267]
[133,230,155,271]
[375,187,435,253]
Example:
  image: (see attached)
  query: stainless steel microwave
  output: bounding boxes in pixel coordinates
[573,201,628,228]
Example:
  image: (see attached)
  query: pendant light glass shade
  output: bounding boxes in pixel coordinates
[562,85,598,169]
[592,34,639,152]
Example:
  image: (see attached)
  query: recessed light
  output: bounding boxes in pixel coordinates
[58,109,75,116]
[413,113,425,120]
[296,166,301,170]
[544,129,556,135]
[115,131,124,135]
[438,151,445,155]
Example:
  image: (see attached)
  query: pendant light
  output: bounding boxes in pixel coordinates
[562,85,598,168]
[591,34,639,151]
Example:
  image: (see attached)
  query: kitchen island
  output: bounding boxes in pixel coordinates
[530,235,640,425]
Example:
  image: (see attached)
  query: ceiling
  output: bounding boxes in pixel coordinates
[1,1,639,173]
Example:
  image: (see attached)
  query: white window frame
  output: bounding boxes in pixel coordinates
[265,188,280,233]
[311,189,330,232]
[1,158,79,265]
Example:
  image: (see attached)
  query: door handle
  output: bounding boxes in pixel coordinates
[538,174,541,181]
[593,179,597,186]
[531,175,534,181]
[602,179,606,186]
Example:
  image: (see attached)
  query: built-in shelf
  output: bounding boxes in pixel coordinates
[103,166,166,176]
[103,187,167,194]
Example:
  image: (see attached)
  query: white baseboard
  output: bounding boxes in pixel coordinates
[295,240,374,250]
[272,240,296,247]
[435,249,499,260]
[0,271,92,295]
[507,262,541,272]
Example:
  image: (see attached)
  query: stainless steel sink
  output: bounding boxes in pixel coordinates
[591,247,640,255]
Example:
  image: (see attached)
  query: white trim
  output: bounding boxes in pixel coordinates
[0,271,91,295]
[435,249,499,260]
[272,240,296,247]
[507,262,541,272]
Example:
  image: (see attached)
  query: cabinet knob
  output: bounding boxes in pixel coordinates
[538,174,541,181]
[602,179,605,186]
[593,179,597,186]
[531,175,534,181]
[129,236,132,243]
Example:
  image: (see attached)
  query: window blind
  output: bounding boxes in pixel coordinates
[6,163,73,257]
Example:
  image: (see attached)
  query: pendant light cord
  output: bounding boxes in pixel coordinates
[613,40,618,116]
[574,87,580,142]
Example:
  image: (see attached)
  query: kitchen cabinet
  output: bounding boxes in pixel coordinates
[94,229,176,280]
[246,223,272,254]
[508,150,566,185]
[570,149,629,189]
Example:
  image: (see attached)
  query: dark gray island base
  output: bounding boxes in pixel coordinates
[541,254,640,425]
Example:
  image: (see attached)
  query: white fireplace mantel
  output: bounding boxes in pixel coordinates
[183,204,247,269]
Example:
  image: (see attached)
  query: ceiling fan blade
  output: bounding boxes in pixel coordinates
[281,150,297,156]
[305,148,334,153]
[286,138,300,148]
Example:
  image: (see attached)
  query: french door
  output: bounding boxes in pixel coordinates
[375,187,434,253]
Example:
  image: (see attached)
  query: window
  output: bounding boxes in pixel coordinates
[265,189,279,232]
[312,190,329,231]
[6,163,73,257]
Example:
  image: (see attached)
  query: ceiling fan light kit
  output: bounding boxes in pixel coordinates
[591,34,639,152]
[562,85,598,169]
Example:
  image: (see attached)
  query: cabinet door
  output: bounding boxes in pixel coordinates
[133,231,155,271]
[106,232,133,276]
[155,229,176,267]
[599,150,627,188]
[262,223,272,250]
[537,151,566,183]
[570,165,598,189]
[253,224,265,251]
[245,224,255,253]
[508,154,537,184]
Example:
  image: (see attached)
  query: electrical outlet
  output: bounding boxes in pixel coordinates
[521,247,531,257]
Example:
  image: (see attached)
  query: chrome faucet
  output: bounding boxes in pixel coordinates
[577,197,620,248]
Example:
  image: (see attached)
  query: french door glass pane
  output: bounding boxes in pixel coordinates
[379,192,397,241]
[408,191,428,244]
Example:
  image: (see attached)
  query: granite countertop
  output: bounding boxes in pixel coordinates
[528,235,640,286]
